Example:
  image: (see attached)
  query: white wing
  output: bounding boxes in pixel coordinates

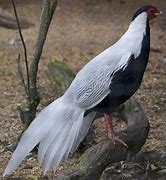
[75,64,112,109]
[75,51,132,109]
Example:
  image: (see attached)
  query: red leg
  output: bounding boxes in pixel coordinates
[104,114,127,147]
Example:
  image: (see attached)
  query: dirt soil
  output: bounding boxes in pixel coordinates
[0,0,166,179]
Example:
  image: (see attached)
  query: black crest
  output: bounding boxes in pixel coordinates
[132,5,152,21]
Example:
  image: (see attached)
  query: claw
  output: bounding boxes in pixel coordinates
[108,131,128,148]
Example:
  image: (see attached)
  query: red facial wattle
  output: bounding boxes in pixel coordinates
[147,7,162,20]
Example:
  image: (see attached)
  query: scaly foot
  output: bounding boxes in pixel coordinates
[104,113,128,148]
[108,130,128,148]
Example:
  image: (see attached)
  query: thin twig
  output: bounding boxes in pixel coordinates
[11,0,30,96]
[16,54,28,94]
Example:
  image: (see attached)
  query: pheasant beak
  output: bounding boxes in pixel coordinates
[155,11,163,16]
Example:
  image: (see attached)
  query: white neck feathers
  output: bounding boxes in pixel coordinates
[129,12,147,34]
[116,12,148,58]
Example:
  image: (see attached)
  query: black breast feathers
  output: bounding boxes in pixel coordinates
[86,21,150,115]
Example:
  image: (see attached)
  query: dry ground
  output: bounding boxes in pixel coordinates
[0,0,166,179]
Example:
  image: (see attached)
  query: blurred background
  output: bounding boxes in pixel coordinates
[0,0,166,179]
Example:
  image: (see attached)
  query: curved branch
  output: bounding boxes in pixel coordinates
[56,98,150,180]
[0,8,33,29]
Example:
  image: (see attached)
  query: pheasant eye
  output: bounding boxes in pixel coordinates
[149,9,155,13]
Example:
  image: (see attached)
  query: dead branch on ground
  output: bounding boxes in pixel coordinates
[56,98,150,180]
[0,7,33,29]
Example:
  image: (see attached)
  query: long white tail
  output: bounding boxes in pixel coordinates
[3,96,96,176]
